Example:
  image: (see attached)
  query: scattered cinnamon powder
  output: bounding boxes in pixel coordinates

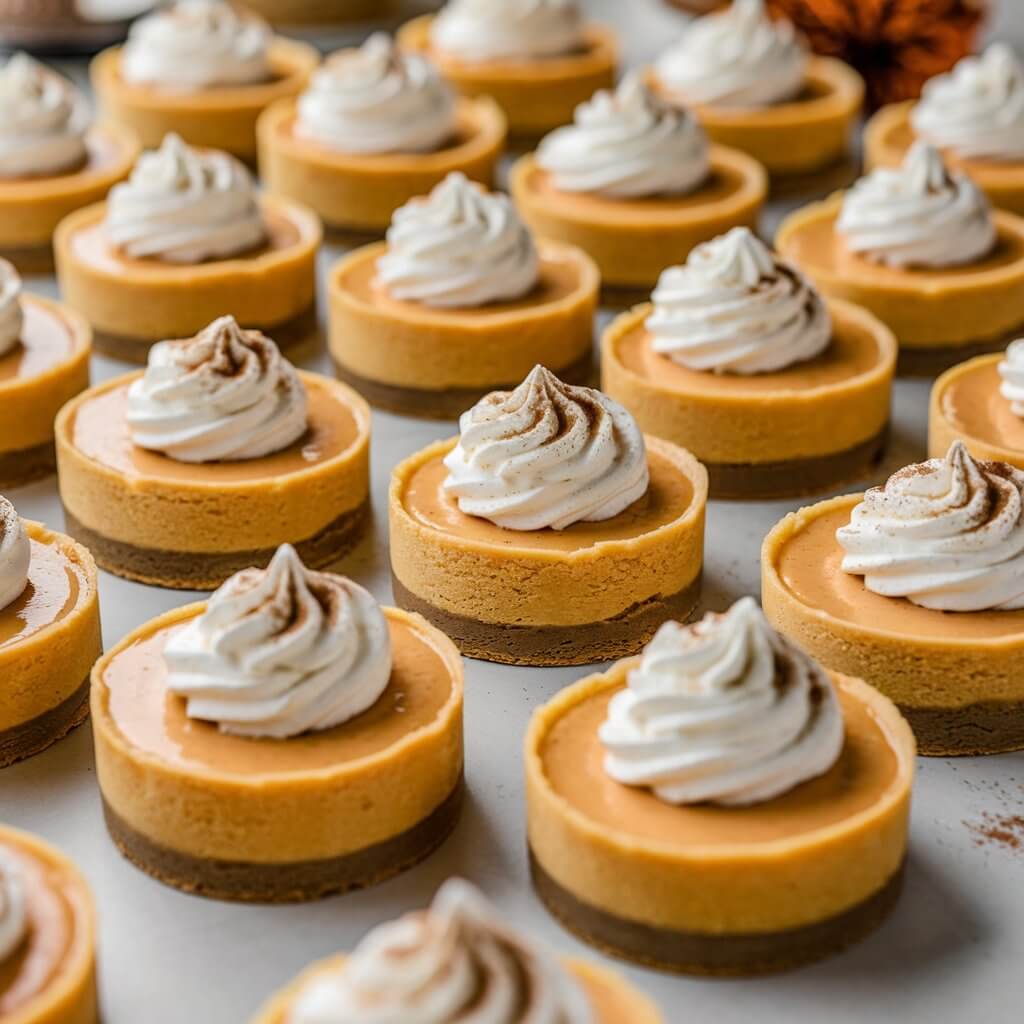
[965,812,1024,852]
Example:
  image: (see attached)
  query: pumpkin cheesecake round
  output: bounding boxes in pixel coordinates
[649,0,863,182]
[602,228,896,499]
[763,443,1024,756]
[397,6,617,139]
[92,547,465,903]
[0,263,91,489]
[511,75,767,290]
[329,173,598,418]
[252,880,662,1024]
[259,34,506,234]
[777,142,1024,376]
[90,1,318,164]
[0,825,98,1023]
[865,46,1024,217]
[0,499,101,770]
[56,317,370,591]
[390,366,707,666]
[527,599,914,976]
[55,134,320,363]
[929,342,1024,469]
[0,54,138,274]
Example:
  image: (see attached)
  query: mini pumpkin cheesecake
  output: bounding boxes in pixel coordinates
[763,442,1024,756]
[0,262,91,489]
[527,598,914,976]
[865,46,1024,217]
[602,228,896,498]
[929,340,1024,470]
[252,880,662,1024]
[510,75,767,291]
[55,134,320,363]
[330,173,598,419]
[259,33,506,234]
[92,546,464,903]
[0,825,98,1023]
[397,1,617,139]
[0,498,101,769]
[90,0,318,165]
[390,366,707,666]
[56,316,370,591]
[0,53,138,274]
[649,0,863,184]
[777,142,1024,376]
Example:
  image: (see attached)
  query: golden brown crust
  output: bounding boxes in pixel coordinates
[0,522,101,751]
[510,147,767,288]
[654,57,864,176]
[248,953,663,1024]
[761,494,1024,755]
[601,298,896,468]
[525,666,914,942]
[397,16,618,138]
[53,195,321,349]
[328,241,599,398]
[55,371,371,563]
[865,101,1024,217]
[90,38,320,162]
[258,95,507,231]
[91,605,465,871]
[0,826,98,1024]
[0,122,138,252]
[776,196,1024,356]
[388,436,707,631]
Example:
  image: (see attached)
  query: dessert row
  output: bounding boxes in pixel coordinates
[2,532,915,1019]
[5,2,1024,376]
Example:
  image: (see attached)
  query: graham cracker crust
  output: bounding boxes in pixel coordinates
[0,674,90,769]
[391,572,702,666]
[899,334,1020,378]
[0,439,56,489]
[900,701,1024,757]
[530,850,905,976]
[63,500,370,591]
[706,424,889,500]
[102,776,464,903]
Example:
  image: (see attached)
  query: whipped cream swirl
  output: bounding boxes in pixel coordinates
[0,848,27,964]
[999,338,1024,416]
[126,316,307,463]
[912,45,1024,163]
[654,0,806,108]
[430,0,585,61]
[0,53,89,178]
[0,497,30,614]
[377,172,539,309]
[647,227,831,374]
[837,141,995,269]
[289,879,594,1024]
[443,365,649,531]
[536,74,709,198]
[600,597,843,806]
[297,34,456,155]
[0,260,23,358]
[121,0,271,91]
[106,133,267,264]
[165,545,392,739]
[838,442,1024,611]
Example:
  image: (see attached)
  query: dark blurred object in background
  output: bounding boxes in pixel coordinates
[241,0,397,25]
[663,0,989,110]
[0,0,152,54]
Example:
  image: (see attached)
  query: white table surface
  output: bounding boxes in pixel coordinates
[4,2,1024,1021]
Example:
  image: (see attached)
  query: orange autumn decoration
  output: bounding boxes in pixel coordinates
[765,0,988,109]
